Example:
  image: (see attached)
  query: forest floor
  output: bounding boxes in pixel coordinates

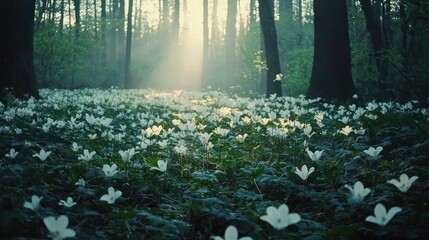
[1,88,428,240]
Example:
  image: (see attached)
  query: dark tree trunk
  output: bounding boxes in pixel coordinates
[59,0,65,34]
[211,0,219,46]
[172,0,180,41]
[51,0,57,25]
[71,0,81,88]
[100,0,107,67]
[73,0,81,40]
[384,0,393,46]
[359,0,388,100]
[117,0,125,80]
[1,0,39,99]
[297,0,303,45]
[258,0,282,97]
[93,0,98,39]
[124,0,133,89]
[225,0,237,85]
[307,0,356,102]
[399,0,408,72]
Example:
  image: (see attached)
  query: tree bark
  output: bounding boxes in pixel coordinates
[258,0,282,97]
[1,0,39,99]
[225,0,237,86]
[172,0,180,41]
[124,0,133,89]
[359,0,388,100]
[211,0,219,46]
[307,0,356,102]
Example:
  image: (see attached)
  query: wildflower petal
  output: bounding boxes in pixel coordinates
[286,213,301,225]
[374,203,387,218]
[386,207,402,221]
[365,215,379,225]
[224,225,238,240]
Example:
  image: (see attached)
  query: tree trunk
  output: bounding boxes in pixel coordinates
[73,0,81,40]
[1,0,39,99]
[117,0,125,80]
[93,0,98,39]
[211,0,219,46]
[359,0,388,100]
[59,0,65,34]
[162,0,170,41]
[399,0,408,72]
[124,0,133,89]
[297,0,303,45]
[100,0,107,67]
[307,0,356,102]
[384,0,393,46]
[203,0,209,71]
[258,0,282,97]
[172,0,180,41]
[225,0,237,86]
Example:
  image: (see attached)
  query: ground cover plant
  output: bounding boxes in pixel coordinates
[1,88,428,239]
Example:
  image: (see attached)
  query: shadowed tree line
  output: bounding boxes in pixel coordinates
[1,0,428,105]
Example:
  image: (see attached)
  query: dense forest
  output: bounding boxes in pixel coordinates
[1,0,429,103]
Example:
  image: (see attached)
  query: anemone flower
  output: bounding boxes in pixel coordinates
[33,148,51,161]
[294,165,315,181]
[24,195,43,211]
[305,148,324,162]
[387,173,418,192]
[344,181,371,203]
[58,197,77,208]
[150,160,168,172]
[5,148,19,159]
[365,203,401,226]
[43,215,76,239]
[260,204,301,230]
[78,149,96,161]
[363,146,383,158]
[102,163,119,177]
[211,225,253,240]
[100,187,122,204]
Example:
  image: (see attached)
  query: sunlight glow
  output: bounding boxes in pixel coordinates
[145,0,250,90]
[147,1,203,90]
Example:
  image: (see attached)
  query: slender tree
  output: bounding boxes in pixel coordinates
[73,0,81,40]
[1,0,39,99]
[172,0,180,41]
[124,0,133,88]
[211,0,219,46]
[203,0,209,69]
[258,0,282,97]
[359,0,388,100]
[117,0,125,79]
[100,0,107,66]
[59,0,65,33]
[225,0,238,86]
[307,0,356,102]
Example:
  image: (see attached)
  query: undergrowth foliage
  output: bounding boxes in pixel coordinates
[1,88,428,239]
